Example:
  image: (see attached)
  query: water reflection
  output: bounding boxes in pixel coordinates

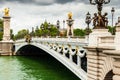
[0,55,80,80]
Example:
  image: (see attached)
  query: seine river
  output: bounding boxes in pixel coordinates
[0,54,80,80]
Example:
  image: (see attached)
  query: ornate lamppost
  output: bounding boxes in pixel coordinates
[56,20,60,29]
[89,0,110,29]
[63,20,65,29]
[66,12,74,37]
[85,12,91,35]
[111,7,115,27]
[56,20,60,36]
[31,27,34,37]
[90,0,110,14]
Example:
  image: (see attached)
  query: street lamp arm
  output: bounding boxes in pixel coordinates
[104,0,110,4]
[89,0,96,5]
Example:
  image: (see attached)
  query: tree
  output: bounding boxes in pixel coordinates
[10,29,15,40]
[40,21,59,37]
[0,19,3,41]
[74,29,86,37]
[15,29,29,40]
[49,25,59,37]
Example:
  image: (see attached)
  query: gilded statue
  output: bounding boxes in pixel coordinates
[68,12,72,19]
[3,8,10,16]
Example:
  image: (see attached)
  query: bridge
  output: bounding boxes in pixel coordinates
[1,4,120,80]
[14,37,88,80]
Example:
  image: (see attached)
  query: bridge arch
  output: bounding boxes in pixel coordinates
[16,44,47,55]
[15,42,87,80]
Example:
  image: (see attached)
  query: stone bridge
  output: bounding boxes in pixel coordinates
[1,27,120,80]
[14,37,88,80]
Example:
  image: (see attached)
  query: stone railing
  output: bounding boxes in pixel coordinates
[98,36,115,48]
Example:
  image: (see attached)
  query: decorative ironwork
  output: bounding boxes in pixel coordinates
[111,7,115,27]
[56,20,60,29]
[85,12,91,35]
[89,0,110,29]
[66,12,74,36]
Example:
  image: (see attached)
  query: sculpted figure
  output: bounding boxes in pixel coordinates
[103,12,108,27]
[3,8,9,16]
[92,13,98,27]
[68,12,72,19]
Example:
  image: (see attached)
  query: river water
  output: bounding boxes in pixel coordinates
[0,55,80,80]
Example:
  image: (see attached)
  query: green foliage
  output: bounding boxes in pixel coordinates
[15,29,29,40]
[15,21,59,39]
[74,29,86,37]
[49,25,59,37]
[0,32,3,41]
[40,21,59,37]
[0,19,3,40]
[10,29,15,40]
[108,26,116,35]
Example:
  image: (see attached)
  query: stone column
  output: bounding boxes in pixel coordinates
[66,19,74,37]
[3,16,11,41]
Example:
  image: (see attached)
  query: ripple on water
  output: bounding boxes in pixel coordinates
[0,56,80,80]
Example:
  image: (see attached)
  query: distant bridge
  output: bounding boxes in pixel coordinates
[14,37,88,80]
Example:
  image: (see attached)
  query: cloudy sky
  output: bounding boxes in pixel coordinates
[0,0,120,34]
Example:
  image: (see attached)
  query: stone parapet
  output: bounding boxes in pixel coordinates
[84,46,114,80]
[89,29,111,46]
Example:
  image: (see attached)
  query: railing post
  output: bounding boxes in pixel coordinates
[69,54,73,61]
[77,55,81,67]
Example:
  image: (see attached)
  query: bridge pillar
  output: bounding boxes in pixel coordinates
[3,16,11,41]
[85,47,114,80]
[112,27,120,80]
[85,29,115,80]
[113,60,120,80]
[0,41,14,55]
[103,50,120,80]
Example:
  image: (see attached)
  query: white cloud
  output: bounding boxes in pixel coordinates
[0,1,119,34]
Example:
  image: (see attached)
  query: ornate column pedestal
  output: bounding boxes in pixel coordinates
[0,10,14,55]
[89,29,111,46]
[0,41,14,55]
[66,19,74,37]
[2,16,11,41]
